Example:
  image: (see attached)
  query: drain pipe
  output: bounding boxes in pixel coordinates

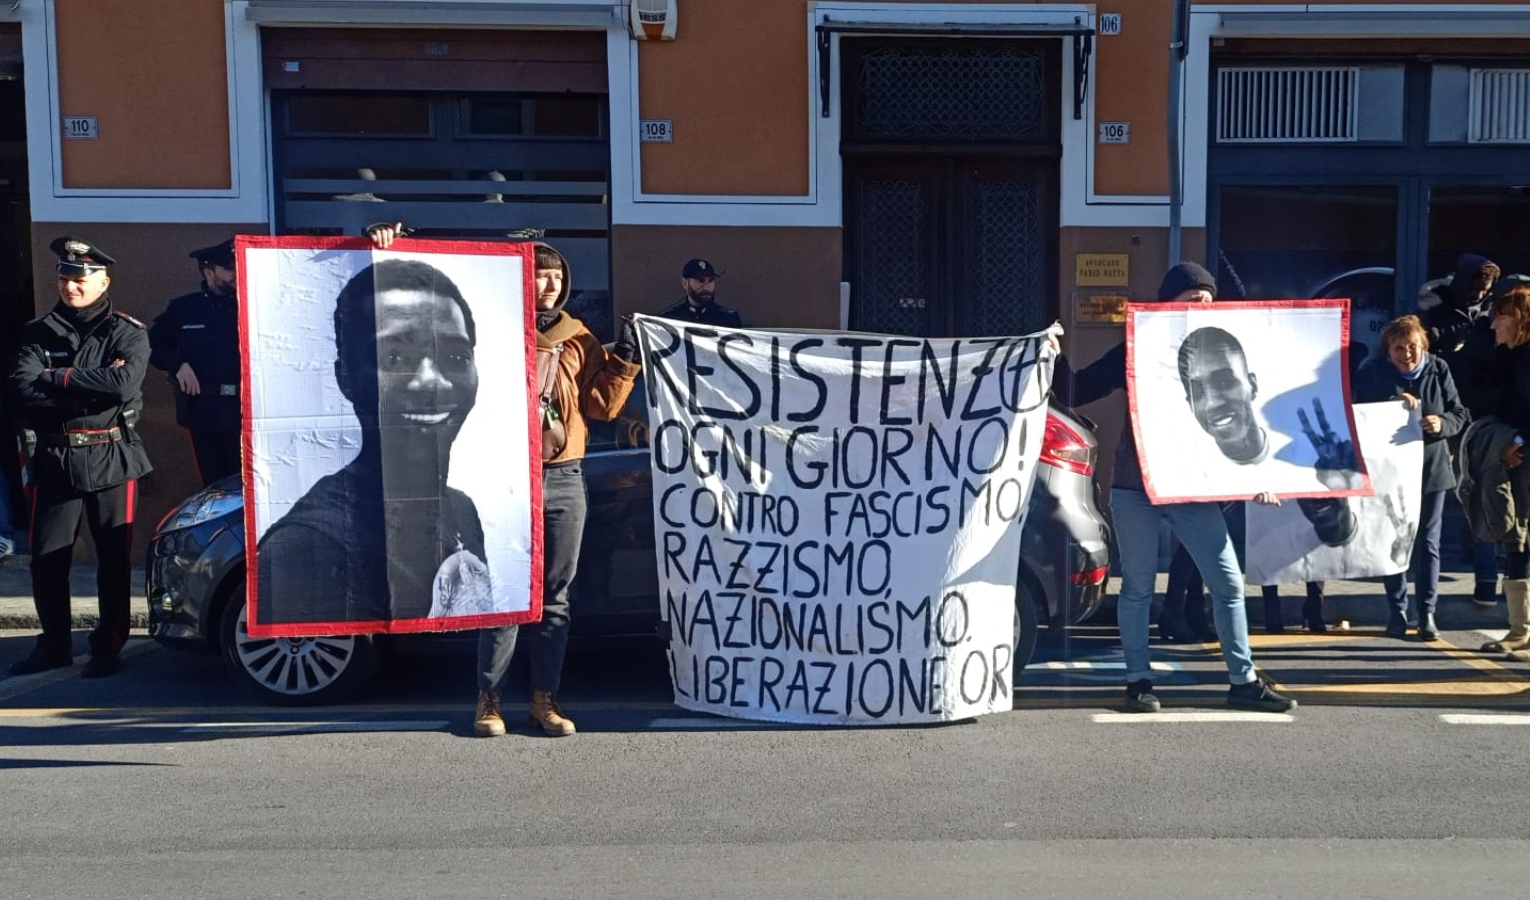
[1167,0,1190,267]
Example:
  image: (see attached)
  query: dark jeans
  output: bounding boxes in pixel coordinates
[477,462,587,695]
[1384,489,1447,618]
[30,479,137,657]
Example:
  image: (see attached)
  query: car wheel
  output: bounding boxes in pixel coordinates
[219,585,379,706]
[1012,578,1042,686]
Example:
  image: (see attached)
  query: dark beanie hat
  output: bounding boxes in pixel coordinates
[1156,261,1218,301]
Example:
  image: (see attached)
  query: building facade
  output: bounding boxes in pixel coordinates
[4,0,1530,541]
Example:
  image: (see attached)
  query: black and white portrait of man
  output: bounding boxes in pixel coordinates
[1177,326,1268,465]
[241,239,539,636]
[1130,300,1369,503]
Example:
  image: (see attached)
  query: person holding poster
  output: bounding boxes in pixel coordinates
[1058,262,1296,714]
[256,259,490,626]
[475,243,641,737]
[1354,315,1467,641]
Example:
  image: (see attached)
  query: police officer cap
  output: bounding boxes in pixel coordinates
[49,236,115,268]
[682,258,724,279]
[189,238,236,269]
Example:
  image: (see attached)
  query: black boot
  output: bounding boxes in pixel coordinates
[1302,583,1327,633]
[1184,594,1216,642]
[1157,608,1198,643]
[1417,610,1439,642]
[1385,611,1409,639]
[9,642,72,676]
[1473,581,1499,609]
[1262,589,1284,633]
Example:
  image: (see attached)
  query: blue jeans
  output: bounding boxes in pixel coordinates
[1385,490,1446,618]
[1111,487,1257,686]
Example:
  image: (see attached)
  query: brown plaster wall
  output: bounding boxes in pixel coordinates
[636,1,810,196]
[1056,225,1206,489]
[611,225,841,329]
[55,0,231,189]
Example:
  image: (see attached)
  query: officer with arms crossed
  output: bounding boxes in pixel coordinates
[7,238,152,677]
[150,238,242,485]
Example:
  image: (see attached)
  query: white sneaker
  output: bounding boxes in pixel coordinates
[0,535,14,558]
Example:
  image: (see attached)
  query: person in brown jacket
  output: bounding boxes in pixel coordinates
[475,242,640,736]
[365,226,640,735]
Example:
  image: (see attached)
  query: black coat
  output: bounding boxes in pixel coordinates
[1353,354,1468,494]
[657,298,744,329]
[8,301,154,493]
[149,288,241,431]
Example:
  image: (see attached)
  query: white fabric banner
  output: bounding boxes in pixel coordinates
[1246,402,1424,584]
[635,317,1055,724]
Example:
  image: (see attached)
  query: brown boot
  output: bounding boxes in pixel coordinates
[1507,648,1530,663]
[529,690,576,737]
[1483,579,1530,653]
[474,691,506,737]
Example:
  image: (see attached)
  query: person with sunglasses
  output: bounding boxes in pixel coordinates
[6,237,153,678]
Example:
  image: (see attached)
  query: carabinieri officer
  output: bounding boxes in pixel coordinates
[7,237,153,678]
[150,238,241,484]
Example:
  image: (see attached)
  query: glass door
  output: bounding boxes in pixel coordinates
[1216,184,1400,359]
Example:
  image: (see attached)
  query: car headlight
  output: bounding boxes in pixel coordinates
[154,486,243,537]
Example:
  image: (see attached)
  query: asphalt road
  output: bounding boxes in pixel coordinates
[3,625,1529,899]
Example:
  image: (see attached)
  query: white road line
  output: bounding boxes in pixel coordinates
[179,720,449,734]
[1439,713,1530,725]
[1026,661,1186,672]
[1092,711,1294,724]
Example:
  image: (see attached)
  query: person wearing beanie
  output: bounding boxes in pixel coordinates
[1419,253,1501,607]
[7,237,153,679]
[1054,261,1296,715]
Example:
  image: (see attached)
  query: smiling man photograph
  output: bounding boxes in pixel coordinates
[1178,325,1270,465]
[255,258,488,626]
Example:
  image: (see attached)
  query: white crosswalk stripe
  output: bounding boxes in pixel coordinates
[1439,713,1530,725]
[1092,711,1294,724]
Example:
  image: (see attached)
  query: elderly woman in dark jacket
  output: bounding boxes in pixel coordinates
[1353,314,1469,641]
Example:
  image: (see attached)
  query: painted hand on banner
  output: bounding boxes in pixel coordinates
[1382,488,1414,568]
[1296,398,1363,491]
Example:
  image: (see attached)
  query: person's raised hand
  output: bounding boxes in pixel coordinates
[1297,397,1362,491]
[365,221,408,249]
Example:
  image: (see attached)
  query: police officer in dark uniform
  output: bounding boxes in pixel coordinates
[6,238,152,677]
[657,258,744,328]
[150,238,241,485]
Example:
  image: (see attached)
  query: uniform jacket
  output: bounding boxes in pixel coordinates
[1353,354,1469,494]
[8,300,153,492]
[149,287,241,431]
[657,297,744,330]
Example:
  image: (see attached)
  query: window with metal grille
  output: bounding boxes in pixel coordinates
[1469,69,1530,143]
[842,39,1058,143]
[1216,67,1358,143]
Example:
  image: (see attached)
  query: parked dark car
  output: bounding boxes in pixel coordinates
[147,381,1111,704]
